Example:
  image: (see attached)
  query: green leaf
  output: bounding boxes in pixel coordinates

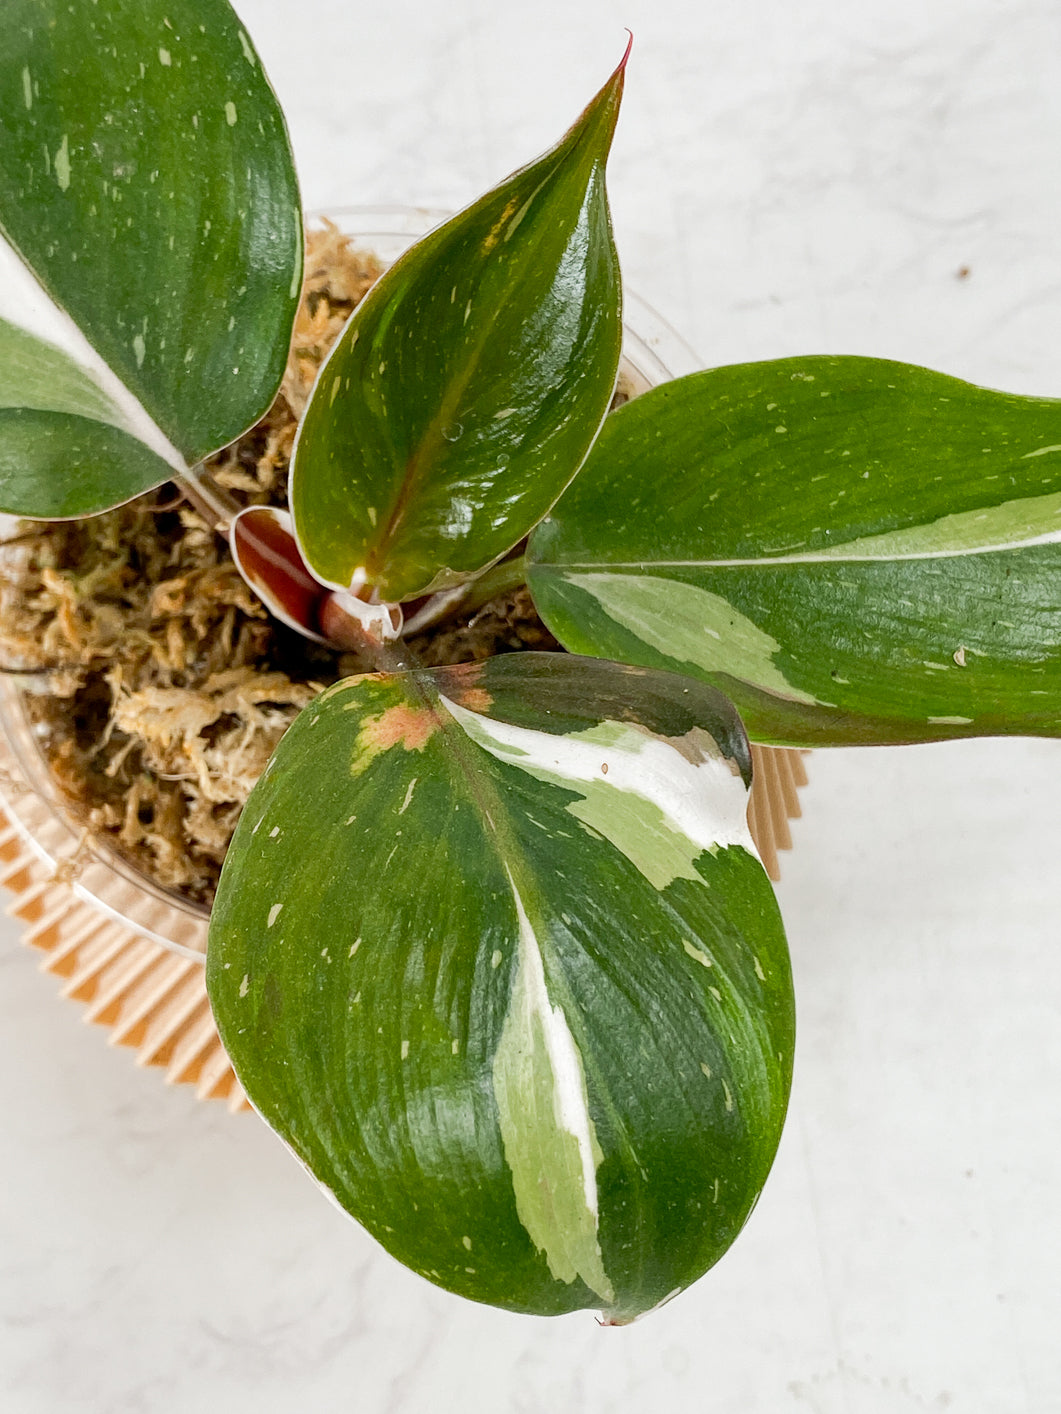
[0,0,302,513]
[528,356,1061,746]
[290,58,626,602]
[207,653,793,1320]
[0,318,175,515]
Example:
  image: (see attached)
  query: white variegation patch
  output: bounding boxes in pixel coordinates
[492,875,614,1303]
[440,691,757,876]
[0,230,186,474]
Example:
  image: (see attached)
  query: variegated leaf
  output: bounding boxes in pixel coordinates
[0,317,175,515]
[0,0,301,515]
[289,55,626,602]
[528,357,1061,745]
[207,653,793,1320]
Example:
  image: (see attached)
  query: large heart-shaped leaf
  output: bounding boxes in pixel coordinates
[289,56,626,602]
[0,0,301,515]
[528,357,1061,746]
[207,653,793,1320]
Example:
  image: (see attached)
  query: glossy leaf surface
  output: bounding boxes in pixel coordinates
[529,357,1061,745]
[208,653,793,1319]
[290,60,626,601]
[0,0,301,513]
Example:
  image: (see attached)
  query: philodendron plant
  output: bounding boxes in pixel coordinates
[4,0,1061,1321]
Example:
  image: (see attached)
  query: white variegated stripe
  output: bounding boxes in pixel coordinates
[492,872,614,1301]
[0,229,186,475]
[439,694,756,859]
[508,880,601,1217]
[550,483,1061,567]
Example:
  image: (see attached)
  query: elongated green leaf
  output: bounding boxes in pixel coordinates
[290,59,626,601]
[528,357,1061,746]
[0,0,301,513]
[207,653,793,1319]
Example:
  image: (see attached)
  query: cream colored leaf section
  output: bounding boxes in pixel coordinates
[784,486,1061,562]
[492,878,614,1303]
[563,485,1061,569]
[0,317,115,421]
[551,572,822,707]
[0,230,185,473]
[439,694,757,887]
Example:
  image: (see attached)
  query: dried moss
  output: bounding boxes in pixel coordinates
[0,223,558,906]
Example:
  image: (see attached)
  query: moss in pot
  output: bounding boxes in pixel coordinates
[4,0,1061,1322]
[0,218,569,908]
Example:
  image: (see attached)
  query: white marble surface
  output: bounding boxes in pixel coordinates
[3,0,1061,1408]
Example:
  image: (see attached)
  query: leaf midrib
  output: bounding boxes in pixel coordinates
[366,205,573,584]
[365,101,614,590]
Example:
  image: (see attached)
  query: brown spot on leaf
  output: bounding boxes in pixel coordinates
[482,195,520,253]
[432,663,493,713]
[664,724,729,769]
[457,686,493,713]
[353,702,440,774]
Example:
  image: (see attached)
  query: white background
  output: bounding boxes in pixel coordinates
[3,0,1061,1409]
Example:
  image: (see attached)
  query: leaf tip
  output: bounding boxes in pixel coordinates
[618,29,634,75]
[569,34,632,152]
[599,31,632,106]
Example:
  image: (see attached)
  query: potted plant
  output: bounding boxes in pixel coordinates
[3,0,1060,1325]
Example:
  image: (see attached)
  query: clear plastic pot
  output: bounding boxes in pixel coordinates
[0,207,703,963]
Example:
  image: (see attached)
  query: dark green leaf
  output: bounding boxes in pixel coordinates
[290,60,625,601]
[207,653,793,1319]
[0,406,173,519]
[0,0,301,511]
[528,356,1061,745]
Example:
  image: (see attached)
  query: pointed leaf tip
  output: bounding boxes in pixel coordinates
[292,64,625,600]
[567,35,631,153]
[529,355,1061,746]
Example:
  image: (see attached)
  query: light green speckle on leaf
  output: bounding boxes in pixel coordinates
[54,135,71,191]
[683,939,714,968]
[225,101,237,126]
